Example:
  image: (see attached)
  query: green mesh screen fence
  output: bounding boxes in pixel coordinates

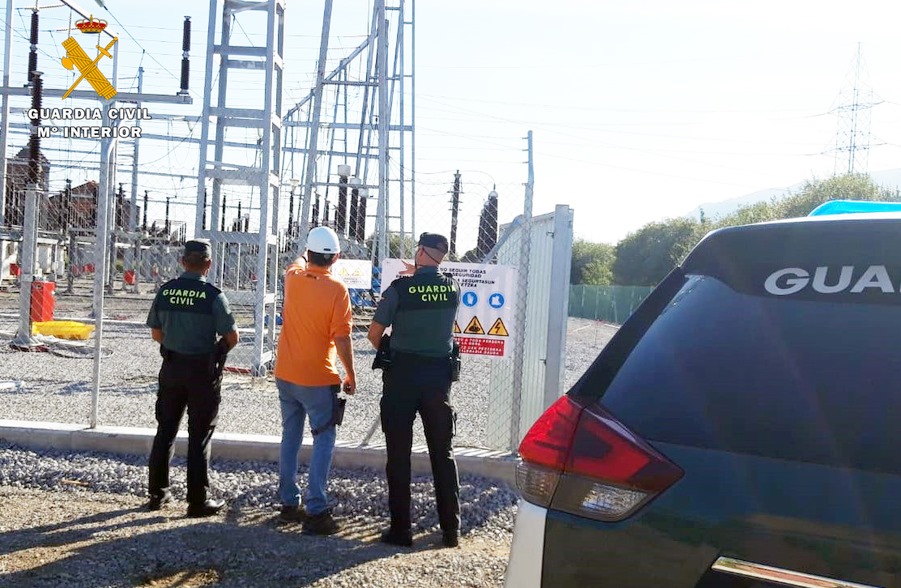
[568,284,654,324]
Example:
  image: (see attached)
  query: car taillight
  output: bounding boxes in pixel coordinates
[516,395,683,522]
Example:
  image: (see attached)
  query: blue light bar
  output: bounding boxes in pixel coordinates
[808,200,901,216]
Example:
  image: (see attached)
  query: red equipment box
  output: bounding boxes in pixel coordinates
[30,280,55,323]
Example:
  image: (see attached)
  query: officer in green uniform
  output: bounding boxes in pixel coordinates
[368,232,462,548]
[145,239,238,517]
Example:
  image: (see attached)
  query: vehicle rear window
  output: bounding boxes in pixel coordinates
[599,274,901,474]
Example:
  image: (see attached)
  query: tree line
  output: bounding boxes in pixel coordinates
[571,173,901,287]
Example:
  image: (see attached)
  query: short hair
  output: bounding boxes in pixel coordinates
[419,244,446,263]
[182,252,210,271]
[308,251,337,267]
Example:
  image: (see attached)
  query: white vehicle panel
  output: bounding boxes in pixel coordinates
[504,499,547,588]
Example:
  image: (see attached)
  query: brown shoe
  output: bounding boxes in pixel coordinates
[302,509,340,535]
[278,505,307,524]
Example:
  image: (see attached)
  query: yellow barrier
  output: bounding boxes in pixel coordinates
[32,320,95,340]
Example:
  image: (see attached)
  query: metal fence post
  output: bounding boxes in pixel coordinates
[509,131,534,453]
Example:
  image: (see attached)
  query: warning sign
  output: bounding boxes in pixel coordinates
[487,317,509,337]
[332,259,372,289]
[464,316,485,335]
[453,321,461,334]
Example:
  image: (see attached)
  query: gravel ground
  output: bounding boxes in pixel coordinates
[0,442,517,588]
[0,282,619,587]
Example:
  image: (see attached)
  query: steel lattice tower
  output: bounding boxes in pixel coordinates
[832,44,879,176]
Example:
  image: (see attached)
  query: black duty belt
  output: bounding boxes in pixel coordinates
[391,350,450,364]
[163,348,213,362]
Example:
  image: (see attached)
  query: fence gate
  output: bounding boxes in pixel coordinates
[484,204,573,453]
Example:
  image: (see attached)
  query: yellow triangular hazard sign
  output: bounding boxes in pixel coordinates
[453,320,461,334]
[488,317,509,337]
[464,316,485,335]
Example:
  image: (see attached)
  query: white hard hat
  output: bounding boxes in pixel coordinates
[307,226,341,254]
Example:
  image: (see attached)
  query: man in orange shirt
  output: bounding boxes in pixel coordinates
[274,226,356,534]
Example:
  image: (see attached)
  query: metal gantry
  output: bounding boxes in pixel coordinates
[194,0,286,376]
[283,0,415,264]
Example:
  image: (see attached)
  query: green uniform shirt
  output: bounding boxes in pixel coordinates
[146,271,236,354]
[374,266,460,357]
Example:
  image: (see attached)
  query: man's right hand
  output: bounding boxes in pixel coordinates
[342,374,357,395]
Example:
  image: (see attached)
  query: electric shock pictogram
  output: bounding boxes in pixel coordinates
[487,317,509,337]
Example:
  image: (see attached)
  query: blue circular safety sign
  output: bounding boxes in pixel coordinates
[488,292,505,309]
[462,291,478,307]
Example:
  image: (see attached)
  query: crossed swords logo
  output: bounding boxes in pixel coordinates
[60,36,118,100]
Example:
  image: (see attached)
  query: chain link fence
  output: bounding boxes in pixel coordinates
[0,6,577,454]
[0,161,580,455]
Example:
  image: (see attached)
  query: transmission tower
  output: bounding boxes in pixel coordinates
[832,44,879,175]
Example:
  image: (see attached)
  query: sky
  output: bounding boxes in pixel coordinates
[4,0,901,247]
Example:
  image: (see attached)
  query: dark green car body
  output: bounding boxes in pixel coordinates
[538,216,901,587]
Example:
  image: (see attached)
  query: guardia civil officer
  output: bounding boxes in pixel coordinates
[368,232,462,548]
[145,239,239,517]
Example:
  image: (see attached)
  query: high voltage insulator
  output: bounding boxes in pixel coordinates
[336,164,350,235]
[312,193,320,228]
[28,72,42,186]
[117,183,126,229]
[165,196,171,236]
[349,177,361,242]
[64,178,72,232]
[179,16,191,96]
[288,180,298,236]
[27,11,38,85]
[357,188,368,243]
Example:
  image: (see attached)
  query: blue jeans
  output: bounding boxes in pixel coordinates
[276,379,338,516]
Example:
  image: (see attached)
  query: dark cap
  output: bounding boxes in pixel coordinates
[418,232,449,254]
[183,239,211,258]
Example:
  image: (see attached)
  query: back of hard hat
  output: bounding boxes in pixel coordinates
[307,226,341,254]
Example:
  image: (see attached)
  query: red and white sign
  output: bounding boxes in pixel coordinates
[457,336,505,357]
